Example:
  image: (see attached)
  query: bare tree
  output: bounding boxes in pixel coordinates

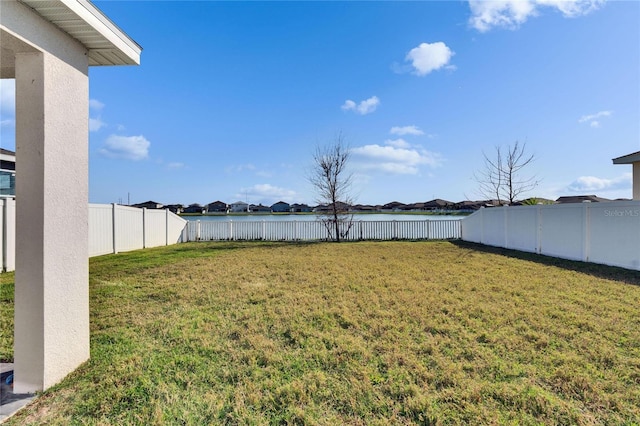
[475,141,539,205]
[308,133,355,242]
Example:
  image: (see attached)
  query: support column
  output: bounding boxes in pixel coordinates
[14,49,89,393]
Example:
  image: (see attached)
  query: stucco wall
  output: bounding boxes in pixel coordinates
[4,0,90,393]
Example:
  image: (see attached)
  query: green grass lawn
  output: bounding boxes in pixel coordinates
[1,241,639,425]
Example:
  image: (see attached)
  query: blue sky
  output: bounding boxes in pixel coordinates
[1,0,638,206]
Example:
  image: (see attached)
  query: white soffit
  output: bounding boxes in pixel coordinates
[18,0,141,66]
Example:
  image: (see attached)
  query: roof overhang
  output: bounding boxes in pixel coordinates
[0,150,16,162]
[18,0,141,66]
[612,151,640,165]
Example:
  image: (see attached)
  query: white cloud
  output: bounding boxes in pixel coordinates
[167,162,185,170]
[0,80,15,127]
[468,0,605,32]
[99,134,150,161]
[88,99,106,132]
[351,142,443,175]
[89,117,106,132]
[226,164,257,173]
[239,183,297,204]
[390,125,424,136]
[341,96,380,115]
[385,138,411,149]
[405,42,455,76]
[567,173,631,192]
[89,99,105,111]
[578,110,612,128]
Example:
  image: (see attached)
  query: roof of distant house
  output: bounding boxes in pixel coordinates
[0,148,15,156]
[556,195,611,203]
[612,151,640,164]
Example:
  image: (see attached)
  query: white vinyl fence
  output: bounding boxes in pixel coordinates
[0,202,187,271]
[0,198,16,272]
[462,201,640,271]
[185,219,461,242]
[88,204,187,257]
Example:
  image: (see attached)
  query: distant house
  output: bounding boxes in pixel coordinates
[351,204,377,212]
[206,201,228,213]
[251,204,271,213]
[424,199,454,210]
[229,201,249,213]
[381,201,406,212]
[556,195,610,204]
[613,151,640,200]
[315,202,352,212]
[0,148,16,198]
[165,204,184,214]
[184,203,205,214]
[404,202,426,211]
[290,203,312,213]
[453,200,503,211]
[271,201,290,213]
[511,197,555,206]
[132,200,163,209]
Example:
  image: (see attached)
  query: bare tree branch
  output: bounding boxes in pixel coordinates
[308,132,355,242]
[474,141,539,205]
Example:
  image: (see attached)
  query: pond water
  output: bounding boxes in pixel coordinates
[183,213,465,222]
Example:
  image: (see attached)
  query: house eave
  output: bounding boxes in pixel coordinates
[18,0,141,66]
[612,151,640,165]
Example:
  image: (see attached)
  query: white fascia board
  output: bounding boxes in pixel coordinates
[61,0,141,65]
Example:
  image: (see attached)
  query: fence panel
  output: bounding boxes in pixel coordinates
[588,202,640,269]
[461,201,640,271]
[144,209,168,248]
[539,204,585,261]
[0,198,16,271]
[89,204,115,256]
[186,219,461,242]
[114,205,144,253]
[430,219,461,240]
[2,203,187,271]
[505,206,538,253]
[168,211,188,244]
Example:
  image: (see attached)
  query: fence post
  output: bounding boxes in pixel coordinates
[479,207,484,244]
[229,220,233,241]
[536,205,542,254]
[142,207,147,248]
[165,208,169,246]
[112,203,118,254]
[583,201,591,262]
[197,220,201,241]
[262,220,266,240]
[426,220,430,240]
[503,205,509,248]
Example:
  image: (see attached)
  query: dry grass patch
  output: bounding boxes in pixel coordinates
[1,241,639,424]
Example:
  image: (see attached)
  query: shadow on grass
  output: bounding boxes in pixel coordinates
[451,240,640,286]
[89,241,322,275]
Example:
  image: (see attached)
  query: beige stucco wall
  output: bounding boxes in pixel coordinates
[2,0,90,393]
